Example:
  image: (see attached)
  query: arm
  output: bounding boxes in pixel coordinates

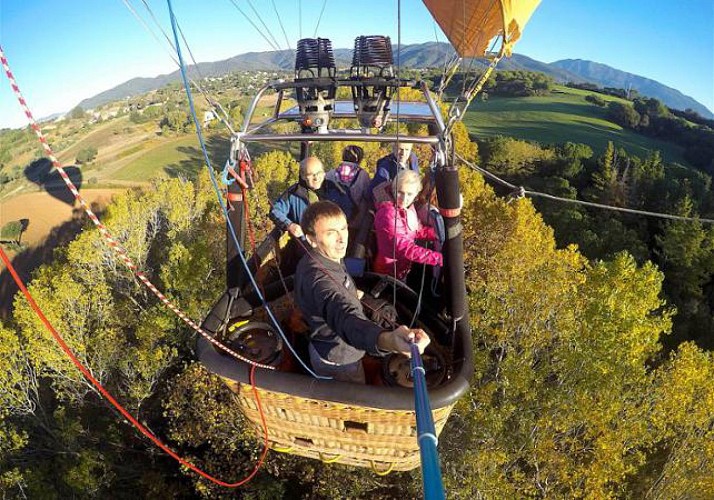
[314,276,384,354]
[374,206,443,267]
[269,190,293,231]
[270,189,303,237]
[378,326,430,356]
[390,231,443,267]
[370,158,391,192]
[415,224,437,241]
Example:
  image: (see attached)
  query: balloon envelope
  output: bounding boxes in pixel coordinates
[423,0,542,58]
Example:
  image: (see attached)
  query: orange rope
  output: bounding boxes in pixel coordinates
[0,246,270,488]
[242,185,258,256]
[226,166,257,256]
[0,45,274,371]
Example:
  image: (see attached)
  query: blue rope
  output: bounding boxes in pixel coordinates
[410,342,445,500]
[166,0,328,380]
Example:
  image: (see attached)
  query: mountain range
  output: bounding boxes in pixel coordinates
[78,42,713,119]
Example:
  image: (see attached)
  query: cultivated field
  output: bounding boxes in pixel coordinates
[464,86,689,165]
[0,188,124,247]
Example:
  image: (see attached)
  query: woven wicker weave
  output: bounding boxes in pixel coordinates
[223,377,454,471]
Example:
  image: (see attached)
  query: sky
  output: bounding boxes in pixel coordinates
[0,0,712,130]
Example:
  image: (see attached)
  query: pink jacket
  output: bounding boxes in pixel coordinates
[373,201,443,280]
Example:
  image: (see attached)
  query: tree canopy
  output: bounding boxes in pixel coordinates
[0,136,713,497]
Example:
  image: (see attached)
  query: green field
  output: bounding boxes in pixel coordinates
[463,86,689,165]
[113,133,230,181]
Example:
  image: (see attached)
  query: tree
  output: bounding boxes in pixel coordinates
[4,173,224,495]
[633,97,669,120]
[69,106,86,120]
[0,325,35,495]
[607,101,640,128]
[553,142,593,179]
[654,196,714,346]
[445,169,673,498]
[0,220,24,243]
[164,109,190,133]
[482,136,555,176]
[585,93,607,107]
[75,146,98,164]
[637,343,714,497]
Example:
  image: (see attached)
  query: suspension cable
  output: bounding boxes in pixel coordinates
[245,0,283,52]
[0,45,272,370]
[122,0,236,133]
[392,0,403,310]
[226,0,280,52]
[313,0,328,37]
[166,0,328,379]
[456,154,714,224]
[271,0,293,54]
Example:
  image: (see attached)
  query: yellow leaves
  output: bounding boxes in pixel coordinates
[484,136,556,176]
[452,120,479,164]
[0,326,35,419]
[454,164,683,497]
[651,343,714,433]
[577,254,671,375]
[13,267,121,402]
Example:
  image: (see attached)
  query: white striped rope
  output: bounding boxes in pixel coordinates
[0,46,275,370]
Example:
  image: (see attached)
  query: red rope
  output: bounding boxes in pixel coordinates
[0,245,270,488]
[0,44,274,371]
[242,185,257,256]
[226,166,257,255]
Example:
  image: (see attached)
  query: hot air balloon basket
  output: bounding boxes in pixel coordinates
[226,379,454,472]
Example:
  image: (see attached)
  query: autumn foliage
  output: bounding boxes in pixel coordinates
[0,151,712,497]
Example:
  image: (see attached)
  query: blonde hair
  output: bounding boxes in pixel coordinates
[393,169,421,192]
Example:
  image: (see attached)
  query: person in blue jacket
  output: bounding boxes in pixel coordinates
[369,142,419,196]
[270,156,352,236]
[269,156,351,274]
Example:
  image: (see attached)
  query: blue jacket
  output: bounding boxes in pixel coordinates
[369,152,419,193]
[270,179,352,231]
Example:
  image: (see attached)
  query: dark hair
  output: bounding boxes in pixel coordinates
[342,145,364,164]
[300,200,345,237]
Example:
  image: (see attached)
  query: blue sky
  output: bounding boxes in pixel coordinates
[0,0,712,130]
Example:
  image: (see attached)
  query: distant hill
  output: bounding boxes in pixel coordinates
[551,59,713,119]
[78,42,713,119]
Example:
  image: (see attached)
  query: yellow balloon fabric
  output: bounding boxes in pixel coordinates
[422,0,541,58]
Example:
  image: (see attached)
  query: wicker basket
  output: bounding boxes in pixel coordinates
[223,378,454,472]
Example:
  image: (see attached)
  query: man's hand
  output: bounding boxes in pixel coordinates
[377,326,430,357]
[288,223,304,238]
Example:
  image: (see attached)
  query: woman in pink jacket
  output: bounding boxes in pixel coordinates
[373,170,443,280]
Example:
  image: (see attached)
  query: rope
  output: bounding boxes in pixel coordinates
[121,0,236,134]
[225,166,257,254]
[271,0,293,56]
[313,0,328,38]
[245,0,283,52]
[166,0,326,379]
[227,0,280,52]
[457,154,714,224]
[0,45,273,370]
[392,0,403,312]
[0,246,269,488]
